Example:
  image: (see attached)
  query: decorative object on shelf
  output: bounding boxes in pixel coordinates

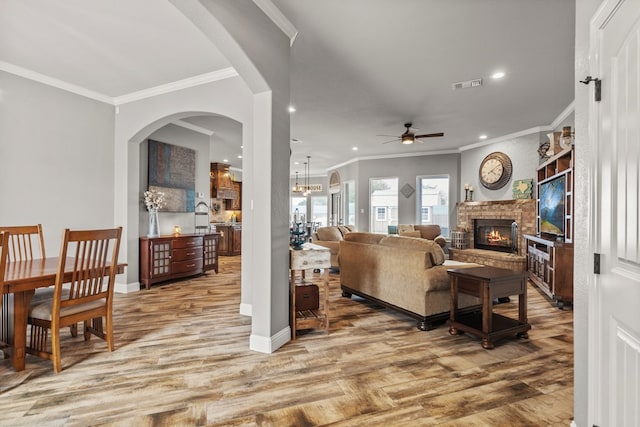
[560,126,574,150]
[469,186,474,201]
[400,183,415,198]
[545,132,562,157]
[464,184,473,202]
[479,152,513,190]
[512,179,533,199]
[538,141,551,160]
[290,222,306,250]
[143,188,166,237]
[194,201,209,234]
[173,225,182,235]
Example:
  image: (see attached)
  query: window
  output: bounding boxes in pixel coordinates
[290,197,307,223]
[421,206,431,223]
[417,175,449,236]
[370,177,398,233]
[310,196,328,227]
[344,180,356,226]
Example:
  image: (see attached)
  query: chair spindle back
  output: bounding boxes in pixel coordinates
[0,224,46,262]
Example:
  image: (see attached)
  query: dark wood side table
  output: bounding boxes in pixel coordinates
[447,266,531,349]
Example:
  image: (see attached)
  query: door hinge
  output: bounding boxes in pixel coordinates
[580,76,601,102]
[594,253,601,274]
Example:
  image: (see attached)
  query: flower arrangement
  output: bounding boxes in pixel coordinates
[143,188,166,211]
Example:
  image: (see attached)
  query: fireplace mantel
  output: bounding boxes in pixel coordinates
[455,200,536,257]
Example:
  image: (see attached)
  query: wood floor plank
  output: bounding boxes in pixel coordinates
[0,257,573,426]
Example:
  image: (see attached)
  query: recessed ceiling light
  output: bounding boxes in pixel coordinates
[294,161,299,165]
[288,106,296,113]
[290,138,302,144]
[223,158,229,162]
[491,71,505,79]
[237,155,242,159]
[479,134,488,140]
[240,145,243,149]
[352,146,358,151]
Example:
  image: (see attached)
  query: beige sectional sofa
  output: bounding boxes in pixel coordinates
[339,232,480,330]
[397,224,447,248]
[311,225,355,269]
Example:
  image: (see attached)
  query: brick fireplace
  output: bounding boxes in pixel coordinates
[449,199,536,271]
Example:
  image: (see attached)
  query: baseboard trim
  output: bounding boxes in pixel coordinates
[115,281,140,294]
[239,302,252,317]
[249,326,290,353]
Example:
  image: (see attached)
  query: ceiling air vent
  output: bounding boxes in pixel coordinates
[452,78,483,90]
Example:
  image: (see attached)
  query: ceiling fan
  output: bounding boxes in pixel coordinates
[380,122,444,145]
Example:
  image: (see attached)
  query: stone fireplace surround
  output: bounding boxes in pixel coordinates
[449,199,536,271]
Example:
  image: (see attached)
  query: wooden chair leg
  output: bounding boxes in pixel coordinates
[51,326,62,373]
[70,324,78,337]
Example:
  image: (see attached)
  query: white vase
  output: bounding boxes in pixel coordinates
[147,208,160,237]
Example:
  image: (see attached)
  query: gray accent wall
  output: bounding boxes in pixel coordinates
[0,71,115,255]
[331,153,462,232]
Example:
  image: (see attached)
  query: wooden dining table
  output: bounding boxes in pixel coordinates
[2,257,126,371]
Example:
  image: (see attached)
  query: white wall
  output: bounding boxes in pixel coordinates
[0,71,115,255]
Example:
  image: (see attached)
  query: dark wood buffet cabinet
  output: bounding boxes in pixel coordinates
[139,233,219,289]
[215,224,241,256]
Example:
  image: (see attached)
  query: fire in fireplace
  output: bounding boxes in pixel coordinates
[474,219,518,253]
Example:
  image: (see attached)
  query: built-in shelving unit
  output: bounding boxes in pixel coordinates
[526,145,574,308]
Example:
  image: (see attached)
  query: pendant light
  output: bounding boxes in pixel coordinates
[292,171,302,193]
[304,156,311,196]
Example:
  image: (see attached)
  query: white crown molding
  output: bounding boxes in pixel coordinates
[327,149,460,172]
[0,60,113,104]
[113,67,239,105]
[550,101,576,130]
[0,60,238,106]
[252,0,299,46]
[172,119,215,136]
[458,126,548,151]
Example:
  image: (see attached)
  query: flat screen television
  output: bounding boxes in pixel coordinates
[539,174,566,237]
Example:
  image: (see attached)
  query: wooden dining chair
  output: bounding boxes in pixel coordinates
[0,224,79,337]
[27,227,123,373]
[0,224,46,261]
[0,232,10,354]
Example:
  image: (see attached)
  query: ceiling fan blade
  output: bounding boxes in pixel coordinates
[376,134,400,138]
[415,132,444,138]
[381,138,400,144]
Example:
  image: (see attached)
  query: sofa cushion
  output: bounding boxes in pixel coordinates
[379,236,434,268]
[380,236,446,266]
[343,232,385,245]
[399,230,421,238]
[316,226,343,241]
[414,224,442,240]
[338,225,354,236]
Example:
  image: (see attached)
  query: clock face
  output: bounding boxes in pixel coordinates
[479,152,512,190]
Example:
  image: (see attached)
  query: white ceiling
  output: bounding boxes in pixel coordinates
[0,0,576,175]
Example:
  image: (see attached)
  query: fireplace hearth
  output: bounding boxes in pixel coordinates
[474,219,518,253]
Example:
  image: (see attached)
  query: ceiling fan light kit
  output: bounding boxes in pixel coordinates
[381,122,444,145]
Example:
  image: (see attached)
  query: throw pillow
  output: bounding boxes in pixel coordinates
[430,244,446,265]
[337,225,353,237]
[343,232,385,245]
[316,227,343,241]
[397,224,415,234]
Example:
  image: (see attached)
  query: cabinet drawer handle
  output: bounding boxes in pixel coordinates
[187,251,196,256]
[187,264,195,268]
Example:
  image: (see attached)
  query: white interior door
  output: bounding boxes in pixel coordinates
[590,0,640,425]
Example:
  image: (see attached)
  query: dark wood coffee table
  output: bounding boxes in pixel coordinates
[447,266,531,349]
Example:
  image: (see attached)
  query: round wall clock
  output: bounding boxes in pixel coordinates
[479,152,513,190]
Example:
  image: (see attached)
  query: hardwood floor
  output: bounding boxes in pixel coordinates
[0,257,573,426]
